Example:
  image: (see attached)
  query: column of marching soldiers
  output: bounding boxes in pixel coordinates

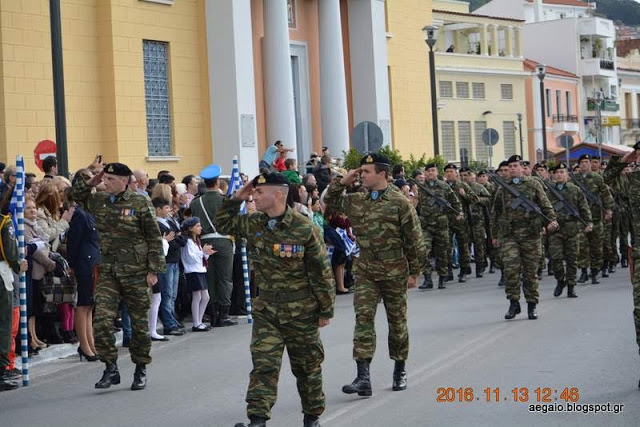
[418,152,634,321]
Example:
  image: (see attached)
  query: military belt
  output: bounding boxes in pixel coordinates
[259,288,311,303]
[361,248,404,262]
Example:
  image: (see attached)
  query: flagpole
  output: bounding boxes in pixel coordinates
[15,155,29,386]
[230,156,252,324]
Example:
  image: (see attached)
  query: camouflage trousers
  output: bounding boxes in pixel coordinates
[603,219,616,264]
[470,220,487,269]
[549,222,580,287]
[615,210,633,261]
[353,277,408,362]
[93,266,151,365]
[577,221,603,270]
[632,249,640,348]
[422,222,449,277]
[448,222,471,270]
[246,303,325,420]
[501,232,542,304]
[539,234,548,271]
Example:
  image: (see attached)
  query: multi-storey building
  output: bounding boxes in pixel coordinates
[617,39,640,147]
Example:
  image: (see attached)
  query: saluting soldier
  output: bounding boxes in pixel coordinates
[71,163,165,391]
[324,153,426,397]
[573,154,615,284]
[491,161,511,287]
[491,155,558,320]
[219,172,335,427]
[417,162,462,290]
[603,142,640,388]
[444,164,477,283]
[461,169,492,278]
[545,163,593,298]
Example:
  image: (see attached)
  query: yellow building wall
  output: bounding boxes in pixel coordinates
[386,0,435,159]
[0,0,210,179]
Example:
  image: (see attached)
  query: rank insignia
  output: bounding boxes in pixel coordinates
[257,175,266,184]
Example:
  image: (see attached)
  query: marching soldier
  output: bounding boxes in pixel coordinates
[477,170,497,274]
[461,169,492,278]
[492,161,511,287]
[592,156,617,275]
[573,154,614,284]
[534,163,551,277]
[544,163,593,298]
[444,164,477,283]
[71,163,166,391]
[417,163,462,290]
[491,155,558,320]
[603,142,640,388]
[324,153,426,397]
[220,172,335,427]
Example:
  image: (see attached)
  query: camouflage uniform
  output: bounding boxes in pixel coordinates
[468,182,492,271]
[71,177,165,366]
[417,179,461,278]
[491,176,556,304]
[604,158,640,348]
[484,181,501,270]
[610,174,631,265]
[324,182,425,362]
[216,199,334,421]
[447,180,477,273]
[602,180,617,267]
[545,181,592,289]
[573,172,615,272]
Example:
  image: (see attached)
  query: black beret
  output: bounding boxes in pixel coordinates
[252,172,290,187]
[424,162,438,170]
[103,162,132,177]
[394,179,408,189]
[534,163,548,170]
[507,155,523,164]
[360,153,390,166]
[477,170,487,176]
[554,163,567,172]
[459,166,471,173]
[181,216,201,231]
[578,154,591,162]
[591,155,601,160]
[498,160,509,169]
[522,160,531,166]
[601,160,608,166]
[443,163,457,171]
[634,141,640,150]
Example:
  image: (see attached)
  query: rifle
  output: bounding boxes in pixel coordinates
[488,172,552,224]
[416,181,461,216]
[539,179,589,227]
[568,170,605,211]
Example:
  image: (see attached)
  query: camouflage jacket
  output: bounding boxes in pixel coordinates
[543,181,592,226]
[490,176,556,238]
[417,179,461,228]
[608,173,631,215]
[571,171,614,220]
[71,177,166,276]
[324,182,426,279]
[468,181,492,220]
[216,199,335,320]
[604,157,640,255]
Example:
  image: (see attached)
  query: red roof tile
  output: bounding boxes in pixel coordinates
[523,59,578,78]
[616,39,640,58]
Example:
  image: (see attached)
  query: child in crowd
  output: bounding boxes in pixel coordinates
[282,158,302,184]
[180,217,215,332]
[310,197,325,235]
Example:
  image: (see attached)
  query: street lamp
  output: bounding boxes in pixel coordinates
[595,90,603,159]
[517,113,524,159]
[536,63,548,162]
[423,25,439,157]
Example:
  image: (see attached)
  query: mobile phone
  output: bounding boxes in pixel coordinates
[97,155,102,163]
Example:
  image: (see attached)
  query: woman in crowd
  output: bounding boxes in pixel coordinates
[65,173,100,361]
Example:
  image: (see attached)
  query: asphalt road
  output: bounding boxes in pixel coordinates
[2,269,639,427]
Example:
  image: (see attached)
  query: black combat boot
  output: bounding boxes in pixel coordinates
[608,261,616,274]
[392,360,407,391]
[601,262,609,278]
[419,274,433,289]
[234,416,267,427]
[489,261,496,274]
[567,286,578,298]
[131,364,147,390]
[527,302,538,320]
[303,414,320,427]
[446,266,454,282]
[217,305,238,327]
[577,268,589,284]
[209,303,219,328]
[342,361,372,397]
[547,261,553,276]
[458,271,467,283]
[437,276,446,289]
[498,272,505,287]
[553,279,565,297]
[590,268,600,284]
[476,266,484,278]
[537,268,543,280]
[95,363,120,389]
[504,300,521,320]
[621,257,628,268]
[0,368,19,392]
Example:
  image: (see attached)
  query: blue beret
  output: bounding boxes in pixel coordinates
[200,164,222,180]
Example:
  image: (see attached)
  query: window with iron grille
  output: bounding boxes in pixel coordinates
[566,91,571,116]
[458,121,472,159]
[474,121,488,163]
[503,121,516,157]
[500,84,513,100]
[441,121,456,161]
[439,81,453,98]
[456,82,470,99]
[472,82,485,99]
[143,40,172,157]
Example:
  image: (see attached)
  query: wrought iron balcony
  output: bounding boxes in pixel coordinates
[552,115,579,123]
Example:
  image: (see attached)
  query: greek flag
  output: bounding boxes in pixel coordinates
[8,157,25,235]
[227,156,246,214]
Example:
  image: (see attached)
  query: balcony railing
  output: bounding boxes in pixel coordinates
[600,59,615,71]
[623,119,640,130]
[552,115,579,123]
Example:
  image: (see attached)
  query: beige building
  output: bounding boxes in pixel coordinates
[617,39,640,147]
